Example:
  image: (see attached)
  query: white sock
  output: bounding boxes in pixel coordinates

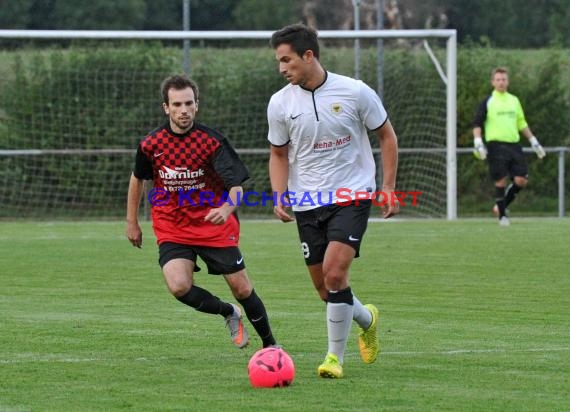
[326,302,353,364]
[352,295,372,329]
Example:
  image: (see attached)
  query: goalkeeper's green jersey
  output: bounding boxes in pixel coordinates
[473,90,528,143]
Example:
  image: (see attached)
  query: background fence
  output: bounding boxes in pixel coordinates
[1,30,568,220]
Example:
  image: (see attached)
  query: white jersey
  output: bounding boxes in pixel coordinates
[267,71,388,211]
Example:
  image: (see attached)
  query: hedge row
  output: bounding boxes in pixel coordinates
[0,43,568,217]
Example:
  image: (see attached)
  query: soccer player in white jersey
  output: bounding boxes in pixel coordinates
[267,23,400,378]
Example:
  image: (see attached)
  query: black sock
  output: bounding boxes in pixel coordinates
[495,186,506,218]
[504,183,522,207]
[326,286,354,304]
[238,289,276,347]
[176,285,233,316]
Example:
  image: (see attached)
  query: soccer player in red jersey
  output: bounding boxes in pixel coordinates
[126,75,277,349]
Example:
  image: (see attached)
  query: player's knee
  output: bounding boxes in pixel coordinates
[323,271,348,291]
[227,274,253,299]
[233,286,252,300]
[322,263,350,288]
[494,176,508,188]
[170,282,191,298]
[514,176,527,187]
[164,273,192,297]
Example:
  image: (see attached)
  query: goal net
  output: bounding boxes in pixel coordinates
[0,30,456,219]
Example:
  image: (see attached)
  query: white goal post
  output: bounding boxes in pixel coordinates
[0,29,457,219]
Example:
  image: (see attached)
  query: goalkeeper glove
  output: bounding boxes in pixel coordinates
[473,137,487,160]
[529,136,546,159]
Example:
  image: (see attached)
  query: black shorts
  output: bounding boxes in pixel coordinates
[487,141,528,181]
[158,242,245,275]
[294,200,372,266]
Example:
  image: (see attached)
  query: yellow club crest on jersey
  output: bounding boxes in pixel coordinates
[331,103,343,114]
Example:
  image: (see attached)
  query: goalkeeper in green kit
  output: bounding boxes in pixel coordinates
[472,67,545,226]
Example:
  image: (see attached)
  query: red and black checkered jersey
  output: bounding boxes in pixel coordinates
[133,122,249,247]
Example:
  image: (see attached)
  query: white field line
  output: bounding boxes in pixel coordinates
[379,347,570,356]
[2,347,569,364]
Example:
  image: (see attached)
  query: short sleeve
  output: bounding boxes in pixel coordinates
[358,81,388,131]
[212,138,250,189]
[267,95,290,147]
[473,97,490,128]
[133,144,153,180]
[515,97,529,131]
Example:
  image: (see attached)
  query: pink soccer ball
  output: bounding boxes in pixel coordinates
[248,347,295,388]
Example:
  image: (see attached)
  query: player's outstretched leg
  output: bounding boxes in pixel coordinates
[174,284,250,348]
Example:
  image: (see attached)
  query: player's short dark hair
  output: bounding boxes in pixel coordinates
[161,75,199,104]
[491,67,508,78]
[270,23,320,59]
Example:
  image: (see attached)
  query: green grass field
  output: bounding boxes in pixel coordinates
[1,219,569,412]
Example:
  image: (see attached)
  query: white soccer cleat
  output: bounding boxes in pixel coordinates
[499,216,510,227]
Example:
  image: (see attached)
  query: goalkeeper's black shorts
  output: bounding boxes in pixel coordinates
[487,141,528,181]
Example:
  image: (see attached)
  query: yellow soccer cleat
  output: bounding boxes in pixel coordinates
[317,353,343,379]
[358,304,380,364]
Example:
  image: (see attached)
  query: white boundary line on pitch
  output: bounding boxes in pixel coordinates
[2,347,569,364]
[379,347,570,356]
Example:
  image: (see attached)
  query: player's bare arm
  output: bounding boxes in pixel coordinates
[204,185,242,225]
[521,127,534,140]
[376,119,400,219]
[126,173,144,248]
[269,144,295,222]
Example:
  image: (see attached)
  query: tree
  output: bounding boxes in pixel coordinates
[6,0,570,48]
[0,0,32,29]
[52,0,147,30]
[189,0,240,30]
[232,0,301,30]
[28,0,56,29]
[142,0,181,30]
[445,0,569,48]
[547,0,570,47]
